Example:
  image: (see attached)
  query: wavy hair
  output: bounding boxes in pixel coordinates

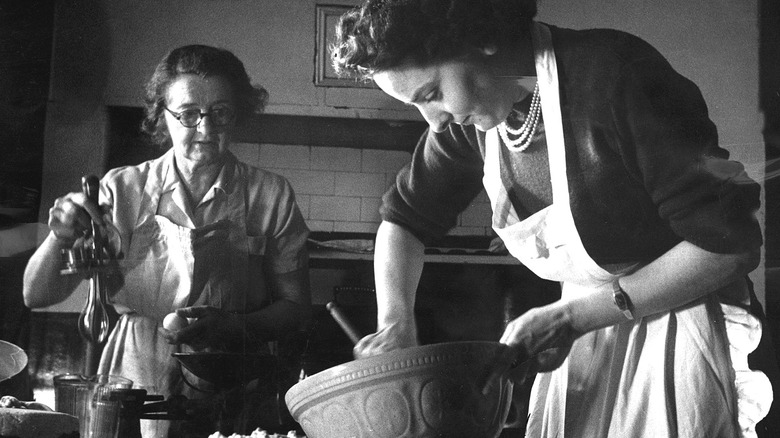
[331,0,538,80]
[141,44,269,147]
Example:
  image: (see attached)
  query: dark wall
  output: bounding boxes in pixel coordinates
[0,1,54,226]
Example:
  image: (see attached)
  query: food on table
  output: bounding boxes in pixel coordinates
[207,429,303,438]
[0,396,78,438]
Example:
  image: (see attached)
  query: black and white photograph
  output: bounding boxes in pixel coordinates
[1,1,779,437]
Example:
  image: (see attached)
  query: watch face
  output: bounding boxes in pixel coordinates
[614,291,628,310]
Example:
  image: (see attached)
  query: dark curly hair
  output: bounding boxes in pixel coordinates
[331,0,538,80]
[141,44,269,147]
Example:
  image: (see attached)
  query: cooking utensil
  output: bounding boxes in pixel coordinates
[325,301,362,345]
[77,175,110,345]
[172,352,278,389]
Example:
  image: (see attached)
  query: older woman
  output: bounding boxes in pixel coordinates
[23,45,310,437]
[332,1,771,437]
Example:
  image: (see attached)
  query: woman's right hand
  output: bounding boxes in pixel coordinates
[353,321,419,359]
[48,192,104,244]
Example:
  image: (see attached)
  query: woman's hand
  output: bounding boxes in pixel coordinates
[159,306,244,351]
[500,301,580,373]
[353,321,418,359]
[48,191,109,246]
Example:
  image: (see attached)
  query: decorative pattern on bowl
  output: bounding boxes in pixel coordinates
[285,341,514,438]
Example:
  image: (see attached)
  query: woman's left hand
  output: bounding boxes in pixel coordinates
[500,301,581,374]
[159,306,243,351]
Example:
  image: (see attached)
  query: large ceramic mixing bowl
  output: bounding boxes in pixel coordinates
[285,341,514,438]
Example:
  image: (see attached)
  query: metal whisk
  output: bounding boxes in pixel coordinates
[61,175,112,370]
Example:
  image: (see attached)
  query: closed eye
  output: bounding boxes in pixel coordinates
[422,89,438,103]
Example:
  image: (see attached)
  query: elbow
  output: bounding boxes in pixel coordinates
[729,246,760,279]
[21,279,40,309]
[741,246,761,275]
[22,287,49,310]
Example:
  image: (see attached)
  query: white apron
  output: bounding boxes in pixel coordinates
[98,158,261,438]
[482,22,771,438]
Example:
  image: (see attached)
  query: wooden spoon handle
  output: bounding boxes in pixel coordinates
[326,301,362,345]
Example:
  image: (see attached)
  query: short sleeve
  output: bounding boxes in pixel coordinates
[247,170,309,273]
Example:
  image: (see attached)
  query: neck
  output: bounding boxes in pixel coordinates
[174,156,223,206]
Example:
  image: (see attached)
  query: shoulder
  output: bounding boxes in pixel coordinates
[103,160,153,186]
[548,24,680,92]
[101,155,163,200]
[549,25,667,67]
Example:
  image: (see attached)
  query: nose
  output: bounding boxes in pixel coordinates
[196,113,217,134]
[418,105,452,133]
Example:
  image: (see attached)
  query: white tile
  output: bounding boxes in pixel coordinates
[279,169,335,196]
[335,172,386,197]
[306,220,334,232]
[230,142,260,165]
[360,197,382,222]
[309,196,362,221]
[311,147,361,171]
[362,149,411,173]
[334,221,380,233]
[294,194,310,219]
[259,144,310,169]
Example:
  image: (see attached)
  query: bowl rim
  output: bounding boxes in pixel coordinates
[285,341,510,411]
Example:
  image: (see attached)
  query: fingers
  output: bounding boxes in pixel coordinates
[175,305,214,319]
[478,344,519,395]
[353,333,383,359]
[49,192,105,240]
[352,329,416,359]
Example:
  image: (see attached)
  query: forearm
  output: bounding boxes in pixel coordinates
[567,240,759,334]
[374,221,425,330]
[244,266,311,341]
[23,232,83,308]
[242,299,311,342]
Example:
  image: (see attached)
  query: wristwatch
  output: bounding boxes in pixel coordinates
[612,279,634,320]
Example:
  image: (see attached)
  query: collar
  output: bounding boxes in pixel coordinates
[159,150,239,197]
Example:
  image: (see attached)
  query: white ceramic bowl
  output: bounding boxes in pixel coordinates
[285,341,514,438]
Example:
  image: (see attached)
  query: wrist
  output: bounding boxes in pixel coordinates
[612,278,635,320]
[565,281,632,334]
[49,230,77,248]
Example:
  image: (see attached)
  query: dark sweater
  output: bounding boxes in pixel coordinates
[381,24,762,266]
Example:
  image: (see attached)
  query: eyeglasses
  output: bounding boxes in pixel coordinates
[164,106,236,128]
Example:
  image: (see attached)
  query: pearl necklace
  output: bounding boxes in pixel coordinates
[497,81,541,152]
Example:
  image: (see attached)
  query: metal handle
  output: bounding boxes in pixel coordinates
[82,175,102,250]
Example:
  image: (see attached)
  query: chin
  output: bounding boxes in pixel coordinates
[474,121,499,132]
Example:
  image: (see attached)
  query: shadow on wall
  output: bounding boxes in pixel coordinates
[50,0,112,121]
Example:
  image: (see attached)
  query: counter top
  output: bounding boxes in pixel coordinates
[309,248,520,266]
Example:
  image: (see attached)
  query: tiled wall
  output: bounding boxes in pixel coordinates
[231,143,494,236]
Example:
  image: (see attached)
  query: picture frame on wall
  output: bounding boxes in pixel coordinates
[315,4,377,88]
